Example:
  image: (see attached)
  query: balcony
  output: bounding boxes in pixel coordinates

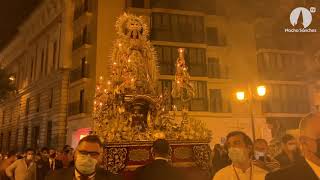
[189,64,207,77]
[73,33,90,51]
[70,64,90,83]
[150,0,216,14]
[74,1,90,21]
[208,65,230,79]
[68,100,89,116]
[210,99,232,113]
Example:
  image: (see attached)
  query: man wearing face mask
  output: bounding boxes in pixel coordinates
[274,134,302,168]
[6,148,36,180]
[46,135,122,180]
[252,139,280,172]
[213,131,267,180]
[266,112,320,180]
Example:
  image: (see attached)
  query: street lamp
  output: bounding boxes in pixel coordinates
[236,91,245,101]
[236,85,267,141]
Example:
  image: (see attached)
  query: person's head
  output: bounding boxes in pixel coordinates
[254,139,268,160]
[49,148,56,159]
[281,134,298,153]
[74,135,103,175]
[151,139,171,159]
[7,150,16,163]
[41,147,49,159]
[225,131,253,164]
[299,112,320,163]
[24,148,34,162]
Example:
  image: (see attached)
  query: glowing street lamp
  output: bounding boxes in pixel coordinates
[236,91,245,101]
[257,85,266,97]
[235,84,267,141]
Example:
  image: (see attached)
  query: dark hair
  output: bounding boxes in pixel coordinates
[152,139,170,156]
[255,139,268,146]
[226,131,253,148]
[41,147,49,153]
[24,148,34,153]
[78,135,102,147]
[7,150,16,158]
[281,134,295,144]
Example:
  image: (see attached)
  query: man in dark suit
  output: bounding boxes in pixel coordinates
[46,135,122,180]
[134,139,184,180]
[48,148,63,171]
[266,112,320,180]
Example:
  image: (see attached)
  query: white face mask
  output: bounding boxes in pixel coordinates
[287,144,297,151]
[228,147,249,164]
[254,151,265,160]
[75,154,98,175]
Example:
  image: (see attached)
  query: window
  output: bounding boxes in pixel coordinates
[207,27,218,46]
[41,49,45,74]
[7,131,11,150]
[82,26,88,44]
[45,46,48,75]
[31,126,40,149]
[210,89,222,112]
[2,110,5,124]
[10,108,13,122]
[264,84,309,113]
[155,46,206,76]
[81,57,87,77]
[190,81,208,111]
[154,46,175,75]
[186,48,206,76]
[47,121,52,147]
[151,13,205,43]
[80,89,85,113]
[0,133,3,152]
[132,0,144,8]
[49,88,54,108]
[23,126,28,149]
[53,41,57,70]
[36,94,41,112]
[30,59,34,79]
[26,98,30,115]
[15,129,19,149]
[208,58,220,78]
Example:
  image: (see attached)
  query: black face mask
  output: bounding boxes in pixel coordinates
[315,139,320,158]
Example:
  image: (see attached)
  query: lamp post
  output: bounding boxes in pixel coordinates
[236,85,266,141]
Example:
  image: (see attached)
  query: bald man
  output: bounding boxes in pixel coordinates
[266,112,320,180]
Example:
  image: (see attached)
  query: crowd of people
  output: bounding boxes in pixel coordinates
[0,112,319,180]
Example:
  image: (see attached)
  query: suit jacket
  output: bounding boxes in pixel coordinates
[134,159,184,180]
[45,167,122,180]
[265,159,318,180]
[36,159,63,180]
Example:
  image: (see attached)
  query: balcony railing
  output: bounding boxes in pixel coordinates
[70,64,90,83]
[68,100,89,116]
[189,64,207,77]
[72,33,90,50]
[210,100,232,113]
[208,65,230,79]
[74,1,90,20]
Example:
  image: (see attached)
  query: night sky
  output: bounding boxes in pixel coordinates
[0,0,41,51]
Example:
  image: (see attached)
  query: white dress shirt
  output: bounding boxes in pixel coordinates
[213,164,267,180]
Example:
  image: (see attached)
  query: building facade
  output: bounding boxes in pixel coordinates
[0,0,317,151]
